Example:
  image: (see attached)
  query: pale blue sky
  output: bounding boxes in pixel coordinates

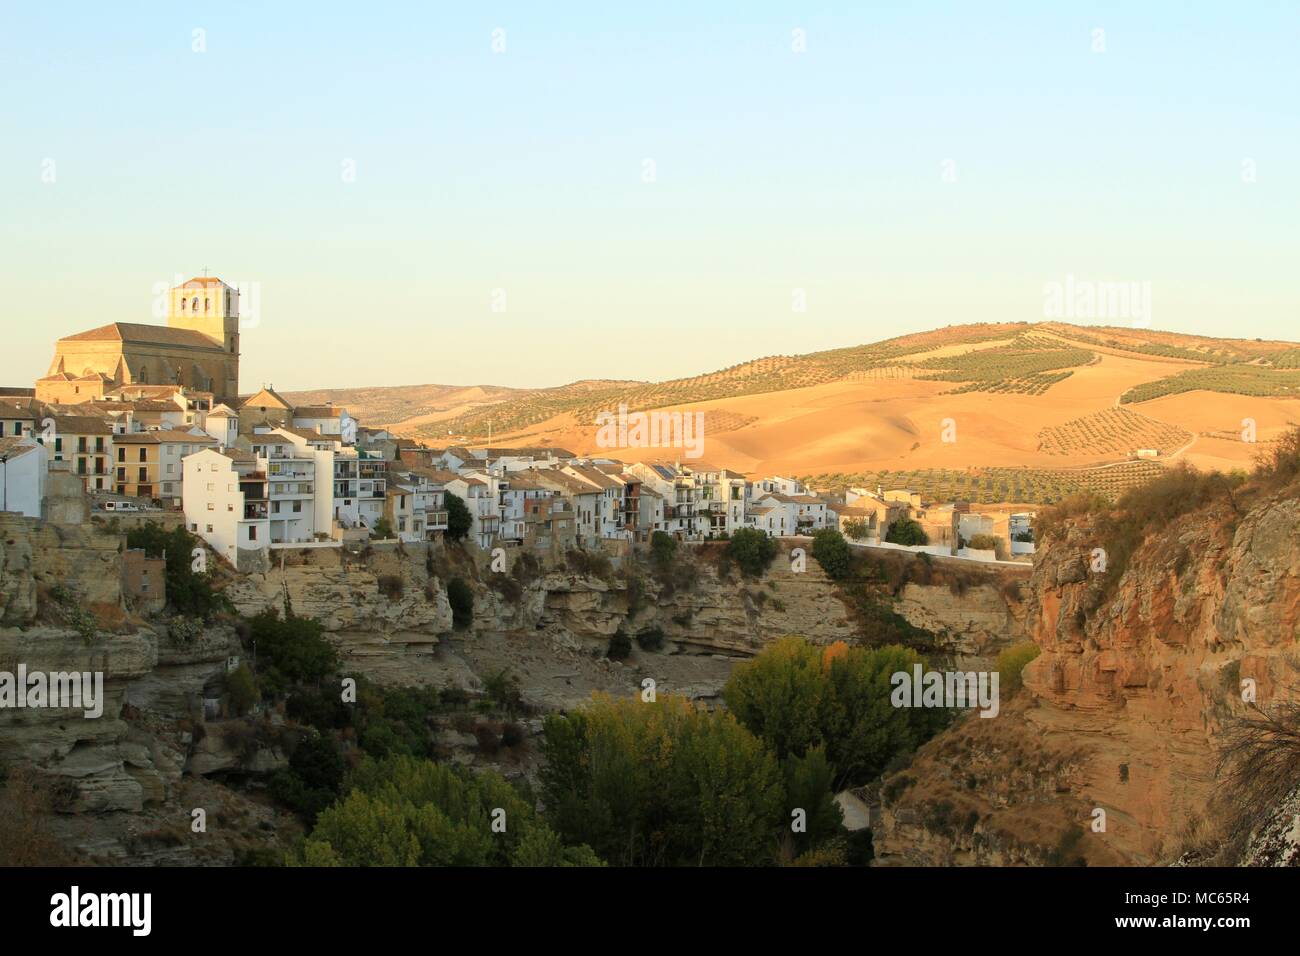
[2,2,1296,391]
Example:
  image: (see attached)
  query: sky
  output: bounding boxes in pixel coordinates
[2,2,1296,392]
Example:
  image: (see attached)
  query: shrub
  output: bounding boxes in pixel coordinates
[447,577,474,630]
[607,628,632,661]
[245,609,338,697]
[371,518,394,540]
[727,528,778,578]
[297,756,600,867]
[1255,425,1300,488]
[501,721,527,749]
[483,669,524,716]
[474,723,502,755]
[810,528,852,579]
[377,574,404,600]
[635,626,665,652]
[225,663,260,716]
[650,531,677,569]
[885,519,929,547]
[996,642,1041,695]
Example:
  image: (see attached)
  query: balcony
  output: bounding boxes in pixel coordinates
[425,510,449,528]
[244,504,268,520]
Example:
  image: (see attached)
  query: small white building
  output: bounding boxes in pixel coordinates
[0,438,48,517]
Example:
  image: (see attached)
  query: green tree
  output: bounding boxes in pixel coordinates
[810,528,852,579]
[225,663,260,716]
[724,637,948,789]
[296,756,599,867]
[443,491,473,542]
[539,694,792,866]
[246,608,338,697]
[727,527,779,578]
[842,518,870,541]
[885,518,929,546]
[649,530,677,569]
[125,522,226,618]
[371,517,394,540]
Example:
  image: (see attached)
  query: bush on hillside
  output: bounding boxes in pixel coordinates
[727,528,778,578]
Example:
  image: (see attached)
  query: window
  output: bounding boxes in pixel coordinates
[206,483,214,491]
[166,464,175,475]
[248,526,257,541]
[206,524,213,533]
[138,467,147,482]
[138,448,147,462]
[292,501,302,513]
[118,448,125,462]
[207,503,214,511]
[227,504,234,512]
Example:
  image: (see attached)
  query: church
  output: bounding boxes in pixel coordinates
[37,277,241,405]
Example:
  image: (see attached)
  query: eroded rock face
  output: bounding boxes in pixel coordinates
[0,514,122,626]
[873,494,1300,866]
[0,626,157,813]
[224,566,453,634]
[896,581,1026,669]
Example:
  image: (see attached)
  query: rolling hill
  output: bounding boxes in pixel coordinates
[291,322,1300,501]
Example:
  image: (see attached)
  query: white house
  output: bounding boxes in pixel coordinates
[445,475,500,549]
[248,429,331,545]
[0,438,48,517]
[627,462,702,538]
[203,403,241,447]
[293,405,358,445]
[182,448,270,562]
[562,464,628,541]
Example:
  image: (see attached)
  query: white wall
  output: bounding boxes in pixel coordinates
[1,443,47,517]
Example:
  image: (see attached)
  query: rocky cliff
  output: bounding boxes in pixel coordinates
[872,490,1300,866]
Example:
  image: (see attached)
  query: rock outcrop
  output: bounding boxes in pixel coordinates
[873,492,1300,866]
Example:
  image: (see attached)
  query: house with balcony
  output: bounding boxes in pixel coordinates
[561,463,628,541]
[113,428,217,506]
[248,431,325,545]
[385,482,423,542]
[444,474,500,550]
[750,475,808,498]
[43,415,114,493]
[748,492,830,536]
[496,473,554,545]
[627,462,703,539]
[181,447,270,566]
[396,466,453,540]
[685,465,747,537]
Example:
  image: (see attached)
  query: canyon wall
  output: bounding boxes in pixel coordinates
[872,492,1300,866]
